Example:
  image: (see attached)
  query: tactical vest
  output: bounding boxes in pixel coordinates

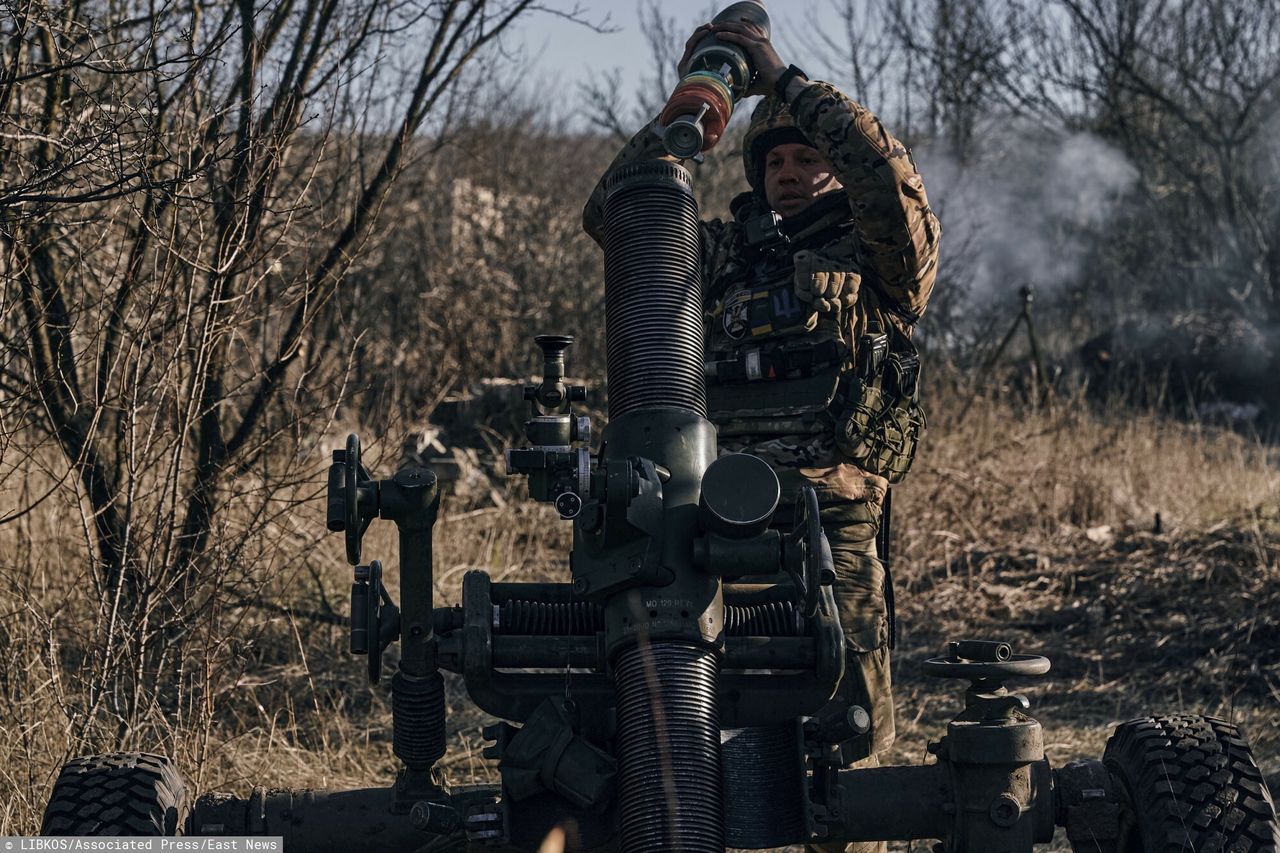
[703,218,852,437]
[701,197,927,485]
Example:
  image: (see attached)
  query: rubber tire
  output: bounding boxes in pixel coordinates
[1104,714,1280,852]
[41,752,186,836]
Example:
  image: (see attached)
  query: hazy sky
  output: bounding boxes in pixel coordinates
[507,1,847,120]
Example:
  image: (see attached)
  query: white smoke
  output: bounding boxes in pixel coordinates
[915,128,1138,306]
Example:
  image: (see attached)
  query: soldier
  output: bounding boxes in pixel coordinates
[584,18,940,853]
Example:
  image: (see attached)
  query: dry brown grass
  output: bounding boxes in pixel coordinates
[1,385,1277,848]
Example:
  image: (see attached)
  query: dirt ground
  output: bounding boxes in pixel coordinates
[1,392,1276,849]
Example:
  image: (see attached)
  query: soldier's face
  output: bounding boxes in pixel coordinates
[763,143,844,217]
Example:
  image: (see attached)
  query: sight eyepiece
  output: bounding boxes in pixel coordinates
[529,334,578,412]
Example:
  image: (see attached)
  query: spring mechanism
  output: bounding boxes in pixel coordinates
[489,599,806,637]
[725,601,808,636]
[602,161,706,420]
[493,600,605,635]
[392,670,447,769]
[722,724,805,847]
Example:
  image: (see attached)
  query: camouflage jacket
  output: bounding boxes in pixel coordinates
[584,81,940,506]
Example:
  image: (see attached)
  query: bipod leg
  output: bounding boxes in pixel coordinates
[957,306,1024,422]
[1019,284,1052,408]
[379,466,449,808]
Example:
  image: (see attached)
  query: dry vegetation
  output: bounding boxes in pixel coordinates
[3,0,1280,848]
[1,381,1277,845]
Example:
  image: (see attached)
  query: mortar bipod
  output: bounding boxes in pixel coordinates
[325,432,449,807]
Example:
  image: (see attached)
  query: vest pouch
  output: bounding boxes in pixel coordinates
[709,365,842,436]
[835,357,925,484]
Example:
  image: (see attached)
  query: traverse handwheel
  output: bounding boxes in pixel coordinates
[787,486,829,619]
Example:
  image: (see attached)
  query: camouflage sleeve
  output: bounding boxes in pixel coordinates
[787,81,940,323]
[582,118,733,295]
[582,118,671,246]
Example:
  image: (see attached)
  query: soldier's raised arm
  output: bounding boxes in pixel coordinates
[581,118,671,246]
[714,25,941,326]
[791,82,939,324]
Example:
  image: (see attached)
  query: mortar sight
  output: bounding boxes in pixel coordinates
[505,334,593,519]
[525,334,585,414]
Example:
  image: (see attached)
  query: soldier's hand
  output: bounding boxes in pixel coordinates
[677,24,714,77]
[794,251,861,314]
[709,20,787,97]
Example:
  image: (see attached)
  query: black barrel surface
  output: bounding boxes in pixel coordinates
[602,161,706,420]
[613,642,723,853]
[721,723,805,847]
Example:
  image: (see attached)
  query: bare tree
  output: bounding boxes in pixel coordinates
[0,0,582,731]
[868,0,1280,353]
[1023,0,1280,319]
[796,0,903,113]
[880,0,1019,163]
[579,0,685,142]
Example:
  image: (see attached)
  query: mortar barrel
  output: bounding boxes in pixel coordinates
[602,160,705,420]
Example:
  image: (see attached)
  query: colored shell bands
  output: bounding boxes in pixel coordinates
[682,70,735,105]
[659,71,736,152]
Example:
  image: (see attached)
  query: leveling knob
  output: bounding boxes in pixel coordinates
[923,640,1050,686]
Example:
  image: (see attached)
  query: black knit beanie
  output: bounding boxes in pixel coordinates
[749,126,815,187]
